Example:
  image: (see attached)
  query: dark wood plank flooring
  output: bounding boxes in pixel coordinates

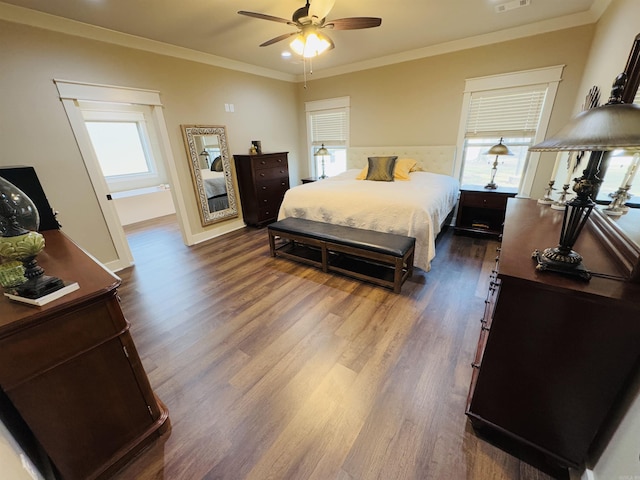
[111,214,556,480]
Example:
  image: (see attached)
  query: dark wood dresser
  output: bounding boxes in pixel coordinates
[234,152,290,227]
[0,231,170,480]
[466,198,640,474]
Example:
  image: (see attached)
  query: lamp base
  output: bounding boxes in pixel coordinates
[15,274,65,299]
[532,249,591,281]
[484,182,498,190]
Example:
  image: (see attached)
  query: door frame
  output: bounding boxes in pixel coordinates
[55,79,191,271]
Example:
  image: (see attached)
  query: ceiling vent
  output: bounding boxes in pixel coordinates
[495,0,531,13]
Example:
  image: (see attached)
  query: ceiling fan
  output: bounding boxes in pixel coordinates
[238,0,382,58]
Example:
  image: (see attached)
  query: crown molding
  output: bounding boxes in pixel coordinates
[299,5,610,81]
[0,2,297,82]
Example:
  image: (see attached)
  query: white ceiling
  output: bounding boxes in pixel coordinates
[1,0,606,79]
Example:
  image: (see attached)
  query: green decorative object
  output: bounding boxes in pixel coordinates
[0,261,26,289]
[0,231,45,260]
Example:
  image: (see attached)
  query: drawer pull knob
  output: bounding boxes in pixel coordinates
[262,186,267,190]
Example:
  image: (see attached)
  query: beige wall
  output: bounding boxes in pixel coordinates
[570,0,640,478]
[575,0,640,108]
[0,20,300,263]
[296,26,596,197]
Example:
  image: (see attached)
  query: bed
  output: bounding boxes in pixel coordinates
[278,147,460,272]
[201,169,229,211]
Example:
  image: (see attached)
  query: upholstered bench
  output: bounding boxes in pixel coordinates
[268,217,416,293]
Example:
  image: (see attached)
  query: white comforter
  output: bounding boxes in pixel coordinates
[278,169,459,272]
[201,170,226,198]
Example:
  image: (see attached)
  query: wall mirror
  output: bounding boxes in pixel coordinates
[181,125,238,226]
[592,33,640,282]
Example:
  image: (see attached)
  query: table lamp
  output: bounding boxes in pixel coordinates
[484,138,513,189]
[314,144,331,179]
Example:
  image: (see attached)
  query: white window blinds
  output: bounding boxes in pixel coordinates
[309,109,348,147]
[465,87,548,138]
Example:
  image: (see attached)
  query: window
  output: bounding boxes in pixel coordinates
[306,97,350,178]
[85,121,152,177]
[460,87,547,188]
[81,104,167,193]
[455,66,563,195]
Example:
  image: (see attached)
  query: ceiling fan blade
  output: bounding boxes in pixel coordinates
[238,11,295,26]
[324,17,382,30]
[308,0,336,22]
[260,32,298,47]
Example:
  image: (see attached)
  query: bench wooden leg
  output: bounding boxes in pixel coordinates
[393,257,403,293]
[268,230,276,257]
[407,247,415,277]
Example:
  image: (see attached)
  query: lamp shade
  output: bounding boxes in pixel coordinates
[290,30,333,58]
[530,103,640,152]
[314,144,330,157]
[485,138,513,156]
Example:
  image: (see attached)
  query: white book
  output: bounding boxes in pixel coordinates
[4,282,80,307]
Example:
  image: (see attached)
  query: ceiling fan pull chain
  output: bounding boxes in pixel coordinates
[303,57,308,89]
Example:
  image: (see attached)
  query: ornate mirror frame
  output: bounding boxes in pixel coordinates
[181,125,238,226]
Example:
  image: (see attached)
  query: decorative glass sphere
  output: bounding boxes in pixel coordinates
[0,176,40,234]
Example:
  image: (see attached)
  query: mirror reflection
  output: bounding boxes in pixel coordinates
[181,125,238,226]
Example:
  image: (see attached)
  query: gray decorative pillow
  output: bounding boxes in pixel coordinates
[366,156,397,181]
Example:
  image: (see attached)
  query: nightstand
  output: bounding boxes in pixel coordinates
[454,185,517,239]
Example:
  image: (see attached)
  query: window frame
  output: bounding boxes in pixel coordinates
[454,66,564,196]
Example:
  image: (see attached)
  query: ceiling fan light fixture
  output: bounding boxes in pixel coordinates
[290,31,332,58]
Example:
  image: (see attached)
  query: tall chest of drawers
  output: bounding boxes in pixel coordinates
[466,198,640,475]
[234,152,290,227]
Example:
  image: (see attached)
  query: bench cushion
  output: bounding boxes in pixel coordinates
[269,217,415,257]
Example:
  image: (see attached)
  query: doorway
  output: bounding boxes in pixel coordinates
[55,80,192,271]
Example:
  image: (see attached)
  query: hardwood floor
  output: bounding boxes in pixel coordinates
[112,214,556,480]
